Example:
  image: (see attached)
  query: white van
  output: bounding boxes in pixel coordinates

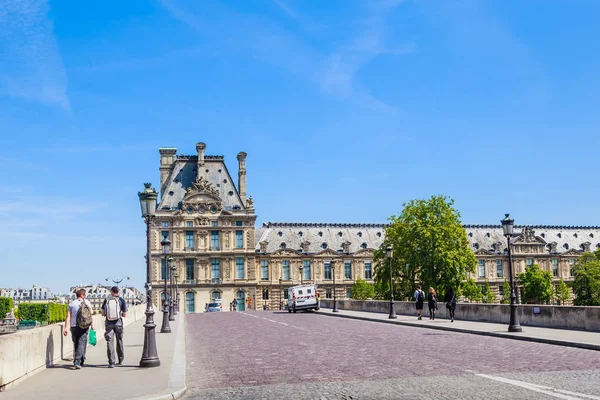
[287,284,320,313]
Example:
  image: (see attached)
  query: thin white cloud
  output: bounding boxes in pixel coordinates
[0,0,69,110]
[34,144,157,153]
[160,0,412,113]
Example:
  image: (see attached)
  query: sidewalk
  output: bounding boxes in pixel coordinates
[1,314,186,400]
[317,308,600,351]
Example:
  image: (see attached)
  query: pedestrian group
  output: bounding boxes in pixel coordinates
[64,286,128,370]
[413,285,456,322]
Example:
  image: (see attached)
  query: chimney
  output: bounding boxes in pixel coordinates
[158,147,177,194]
[237,151,247,203]
[196,142,206,180]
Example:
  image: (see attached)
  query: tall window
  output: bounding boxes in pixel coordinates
[235,230,243,248]
[186,221,193,227]
[303,260,311,280]
[185,292,195,313]
[496,260,503,278]
[569,259,575,276]
[262,288,269,300]
[346,288,352,298]
[325,288,332,298]
[478,260,485,278]
[161,230,169,240]
[324,262,332,280]
[211,258,220,279]
[186,259,194,280]
[499,285,504,297]
[211,291,220,301]
[364,262,372,279]
[211,221,218,227]
[282,260,290,280]
[236,258,245,279]
[161,259,170,280]
[261,260,269,280]
[211,231,219,249]
[344,261,352,279]
[284,289,289,299]
[552,259,559,277]
[185,231,194,249]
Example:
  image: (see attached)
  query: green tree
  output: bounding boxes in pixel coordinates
[481,280,496,303]
[572,249,600,306]
[374,195,476,300]
[501,280,511,304]
[461,278,482,302]
[0,297,14,318]
[517,264,553,304]
[350,279,375,300]
[554,279,571,305]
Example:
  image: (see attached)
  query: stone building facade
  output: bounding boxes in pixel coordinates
[151,142,600,311]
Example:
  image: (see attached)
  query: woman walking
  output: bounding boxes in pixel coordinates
[445,287,457,322]
[428,287,438,320]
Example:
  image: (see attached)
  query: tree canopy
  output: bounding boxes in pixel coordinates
[554,279,570,305]
[461,278,482,302]
[374,195,476,299]
[501,280,511,304]
[517,264,554,304]
[481,280,496,303]
[350,279,375,300]
[572,249,600,306]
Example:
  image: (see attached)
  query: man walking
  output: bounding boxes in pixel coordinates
[102,286,128,368]
[64,288,94,369]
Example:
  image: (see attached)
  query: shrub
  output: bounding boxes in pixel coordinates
[0,297,14,318]
[17,303,67,323]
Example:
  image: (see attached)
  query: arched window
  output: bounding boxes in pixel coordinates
[185,292,195,313]
[211,291,221,301]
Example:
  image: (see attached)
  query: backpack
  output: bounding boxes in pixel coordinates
[105,297,121,322]
[76,300,93,329]
[417,290,425,302]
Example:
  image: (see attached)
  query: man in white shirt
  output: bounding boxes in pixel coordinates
[63,289,94,369]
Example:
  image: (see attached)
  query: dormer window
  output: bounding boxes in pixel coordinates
[358,232,362,237]
[280,242,286,249]
[361,242,367,249]
[376,232,382,237]
[322,242,328,249]
[338,232,343,237]
[540,233,545,238]
[558,233,562,238]
[278,231,283,237]
[318,231,323,237]
[486,232,491,238]
[298,232,303,237]
[474,243,479,250]
[574,233,578,238]
[468,232,473,237]
[563,243,569,250]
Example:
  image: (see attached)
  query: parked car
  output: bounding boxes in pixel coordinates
[206,302,222,312]
[287,284,320,313]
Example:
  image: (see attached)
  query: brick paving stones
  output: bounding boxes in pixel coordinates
[184,311,600,399]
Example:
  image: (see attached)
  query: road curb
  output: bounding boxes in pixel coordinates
[132,314,187,400]
[316,311,600,352]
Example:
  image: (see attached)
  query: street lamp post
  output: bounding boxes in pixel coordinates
[332,260,339,312]
[138,183,160,368]
[106,276,130,288]
[279,278,283,310]
[501,214,522,333]
[169,261,175,321]
[160,236,172,334]
[386,246,397,319]
[173,270,179,316]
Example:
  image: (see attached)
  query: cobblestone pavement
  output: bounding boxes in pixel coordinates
[184,311,600,399]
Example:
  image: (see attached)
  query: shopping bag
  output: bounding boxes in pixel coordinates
[88,329,97,346]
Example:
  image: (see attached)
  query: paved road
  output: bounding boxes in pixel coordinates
[184,311,600,399]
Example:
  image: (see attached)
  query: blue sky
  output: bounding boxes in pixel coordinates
[1,0,599,294]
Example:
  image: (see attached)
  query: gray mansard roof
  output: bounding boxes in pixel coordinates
[256,223,600,255]
[159,156,245,211]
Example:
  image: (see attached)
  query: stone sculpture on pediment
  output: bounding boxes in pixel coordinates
[195,217,210,226]
[300,241,311,254]
[342,241,351,253]
[186,176,220,197]
[521,227,536,243]
[246,195,254,209]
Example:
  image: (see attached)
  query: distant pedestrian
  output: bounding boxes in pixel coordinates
[414,285,425,320]
[232,298,238,312]
[445,287,457,323]
[102,286,128,368]
[428,287,438,320]
[64,288,94,369]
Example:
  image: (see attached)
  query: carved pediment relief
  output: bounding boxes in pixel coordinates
[180,177,222,213]
[474,248,494,256]
[514,228,547,244]
[315,248,339,257]
[353,248,373,256]
[561,248,582,256]
[272,248,301,257]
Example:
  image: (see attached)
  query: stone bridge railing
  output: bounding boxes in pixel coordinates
[319,299,600,332]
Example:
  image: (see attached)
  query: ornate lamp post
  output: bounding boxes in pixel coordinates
[386,246,397,319]
[106,276,130,288]
[169,260,175,321]
[279,278,283,310]
[138,183,160,368]
[332,260,339,312]
[501,214,522,333]
[160,236,172,334]
[173,269,179,316]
